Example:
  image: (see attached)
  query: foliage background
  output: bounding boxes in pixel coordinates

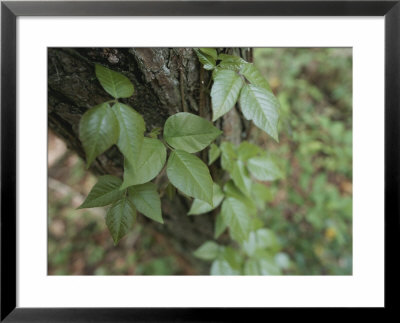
[48,48,352,275]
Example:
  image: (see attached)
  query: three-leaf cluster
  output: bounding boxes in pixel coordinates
[78,49,284,277]
[194,48,280,141]
[78,64,222,244]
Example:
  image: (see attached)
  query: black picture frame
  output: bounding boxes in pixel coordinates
[1,1,399,321]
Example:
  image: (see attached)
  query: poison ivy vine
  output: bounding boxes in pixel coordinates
[78,48,286,275]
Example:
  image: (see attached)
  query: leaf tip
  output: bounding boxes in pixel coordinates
[112,235,121,246]
[85,157,93,169]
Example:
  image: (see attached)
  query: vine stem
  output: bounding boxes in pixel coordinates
[179,49,189,112]
[199,65,209,163]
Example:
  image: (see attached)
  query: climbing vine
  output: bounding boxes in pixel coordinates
[78,48,285,275]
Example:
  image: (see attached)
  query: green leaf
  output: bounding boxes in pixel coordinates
[223,181,257,216]
[79,103,119,167]
[231,160,252,196]
[244,259,260,275]
[237,141,261,161]
[193,241,220,260]
[258,258,281,275]
[200,48,218,60]
[275,252,291,270]
[247,156,283,181]
[239,84,280,141]
[188,183,224,215]
[164,112,222,153]
[166,150,213,205]
[221,197,251,243]
[243,232,257,257]
[95,64,134,99]
[194,49,216,70]
[208,143,221,165]
[214,212,227,239]
[218,54,246,71]
[220,141,237,171]
[240,63,272,91]
[244,258,281,275]
[254,228,280,251]
[106,197,136,245]
[251,182,273,209]
[112,103,145,165]
[211,70,243,121]
[212,67,221,80]
[242,229,279,257]
[121,138,166,189]
[127,182,163,224]
[220,246,243,271]
[210,259,240,275]
[78,175,123,209]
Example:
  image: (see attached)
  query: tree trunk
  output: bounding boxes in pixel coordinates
[48,48,244,273]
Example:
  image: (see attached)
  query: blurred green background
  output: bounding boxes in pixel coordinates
[48,48,352,275]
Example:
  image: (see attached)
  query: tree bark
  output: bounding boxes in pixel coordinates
[48,48,244,273]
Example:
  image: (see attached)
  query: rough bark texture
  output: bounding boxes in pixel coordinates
[48,48,244,273]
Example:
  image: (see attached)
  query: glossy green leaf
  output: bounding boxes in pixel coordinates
[121,138,166,189]
[244,257,281,275]
[128,182,163,224]
[166,150,213,205]
[221,197,251,243]
[164,112,222,153]
[194,49,216,70]
[240,63,272,91]
[255,228,280,250]
[258,258,281,275]
[208,143,221,165]
[239,84,280,141]
[211,70,243,121]
[95,64,134,99]
[237,141,261,161]
[188,183,224,215]
[251,182,273,209]
[231,160,252,196]
[211,67,221,80]
[223,181,257,216]
[193,241,220,260]
[112,103,145,165]
[220,141,237,171]
[247,156,283,181]
[220,246,243,271]
[78,175,123,209]
[200,48,218,60]
[244,259,260,275]
[214,212,227,239]
[79,103,119,167]
[243,232,258,257]
[218,54,246,71]
[275,252,291,270]
[210,259,240,275]
[106,197,136,245]
[243,229,279,256]
[250,217,265,232]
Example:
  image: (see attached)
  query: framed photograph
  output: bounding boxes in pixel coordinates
[1,0,398,320]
